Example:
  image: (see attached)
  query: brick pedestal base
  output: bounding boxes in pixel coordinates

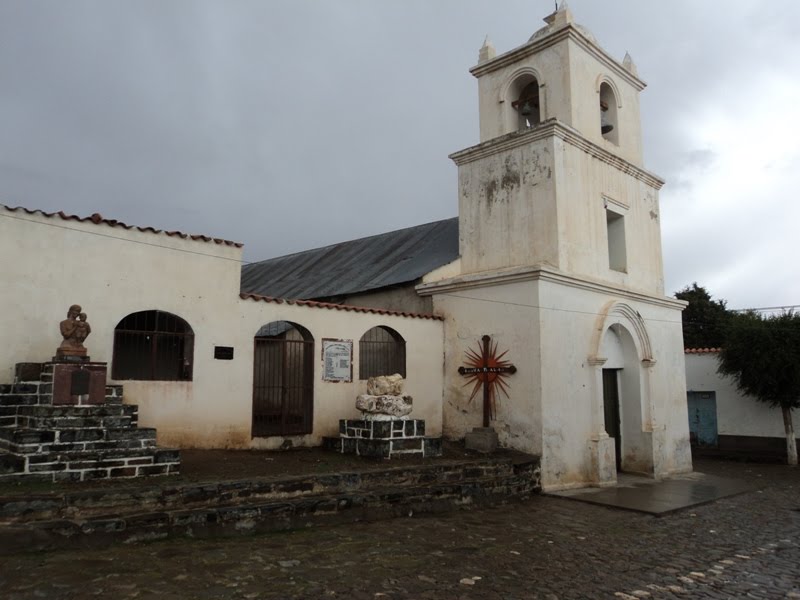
[51,361,107,405]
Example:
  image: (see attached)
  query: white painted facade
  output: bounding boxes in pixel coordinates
[0,207,444,449]
[685,351,798,441]
[419,4,691,490]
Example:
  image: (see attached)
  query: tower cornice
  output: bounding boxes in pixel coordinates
[469,25,646,92]
[449,120,664,190]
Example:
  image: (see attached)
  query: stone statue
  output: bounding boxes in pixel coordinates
[57,304,90,357]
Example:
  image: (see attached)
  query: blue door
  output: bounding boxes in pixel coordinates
[687,391,718,446]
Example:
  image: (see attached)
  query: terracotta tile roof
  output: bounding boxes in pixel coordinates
[239,292,444,321]
[684,347,721,354]
[1,204,243,248]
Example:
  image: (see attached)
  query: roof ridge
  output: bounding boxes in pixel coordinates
[1,203,243,248]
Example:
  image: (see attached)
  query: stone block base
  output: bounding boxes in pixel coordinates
[335,419,441,458]
[465,427,499,453]
[0,363,179,482]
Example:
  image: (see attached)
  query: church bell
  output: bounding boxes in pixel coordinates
[519,100,535,117]
[600,100,614,134]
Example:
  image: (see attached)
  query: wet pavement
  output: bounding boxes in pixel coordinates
[550,471,755,515]
[1,458,799,599]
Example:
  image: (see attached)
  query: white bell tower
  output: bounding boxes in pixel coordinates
[420,3,692,490]
[450,1,665,295]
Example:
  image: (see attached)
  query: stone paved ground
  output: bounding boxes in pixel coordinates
[1,458,798,599]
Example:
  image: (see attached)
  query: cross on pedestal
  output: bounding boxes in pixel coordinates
[458,335,517,427]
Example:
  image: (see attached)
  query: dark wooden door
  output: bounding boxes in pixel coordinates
[252,332,313,437]
[602,369,622,470]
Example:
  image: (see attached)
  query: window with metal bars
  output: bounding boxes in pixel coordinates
[359,326,406,380]
[112,310,194,381]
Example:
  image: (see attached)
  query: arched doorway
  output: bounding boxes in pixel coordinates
[599,323,652,475]
[252,321,314,437]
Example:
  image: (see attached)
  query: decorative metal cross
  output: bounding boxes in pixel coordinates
[458,335,517,427]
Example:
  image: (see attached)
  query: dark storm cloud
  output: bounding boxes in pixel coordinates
[1,1,799,307]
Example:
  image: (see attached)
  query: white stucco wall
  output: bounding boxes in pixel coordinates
[426,278,543,456]
[452,124,664,296]
[420,267,692,491]
[0,206,444,449]
[685,352,797,439]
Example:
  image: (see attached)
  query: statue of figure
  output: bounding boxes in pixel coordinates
[57,304,89,357]
[74,312,91,345]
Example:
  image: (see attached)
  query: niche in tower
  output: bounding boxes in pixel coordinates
[599,82,619,145]
[511,77,541,130]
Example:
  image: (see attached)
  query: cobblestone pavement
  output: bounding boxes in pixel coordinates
[1,459,798,599]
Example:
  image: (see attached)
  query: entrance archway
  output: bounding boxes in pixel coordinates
[600,324,649,473]
[252,321,314,437]
[590,302,655,478]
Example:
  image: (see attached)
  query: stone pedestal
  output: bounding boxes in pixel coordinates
[51,361,107,406]
[336,418,441,458]
[465,427,499,453]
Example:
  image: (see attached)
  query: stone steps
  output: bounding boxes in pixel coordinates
[0,447,180,482]
[0,427,156,453]
[0,364,177,482]
[0,454,540,553]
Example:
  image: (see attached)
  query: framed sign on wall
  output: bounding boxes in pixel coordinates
[322,338,353,382]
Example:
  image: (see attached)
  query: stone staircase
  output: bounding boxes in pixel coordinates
[0,364,180,482]
[0,452,540,553]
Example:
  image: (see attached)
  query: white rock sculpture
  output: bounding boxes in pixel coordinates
[356,394,413,419]
[366,373,404,396]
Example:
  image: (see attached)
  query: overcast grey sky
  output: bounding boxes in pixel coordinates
[1,1,799,309]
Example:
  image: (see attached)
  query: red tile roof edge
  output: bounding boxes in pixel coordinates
[684,347,721,354]
[239,293,445,321]
[2,204,243,248]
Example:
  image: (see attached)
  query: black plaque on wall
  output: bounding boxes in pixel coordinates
[214,346,235,360]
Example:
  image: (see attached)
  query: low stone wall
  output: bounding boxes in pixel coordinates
[0,452,541,554]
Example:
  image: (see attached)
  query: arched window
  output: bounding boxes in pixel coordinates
[359,326,406,380]
[599,82,619,144]
[112,310,194,381]
[511,79,541,130]
[252,321,314,437]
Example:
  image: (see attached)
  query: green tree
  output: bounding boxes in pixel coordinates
[717,311,800,465]
[675,283,730,348]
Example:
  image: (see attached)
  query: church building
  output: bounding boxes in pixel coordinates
[0,4,692,490]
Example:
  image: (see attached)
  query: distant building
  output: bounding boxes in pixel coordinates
[685,348,800,460]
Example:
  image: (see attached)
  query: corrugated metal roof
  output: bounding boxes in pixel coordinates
[240,217,459,300]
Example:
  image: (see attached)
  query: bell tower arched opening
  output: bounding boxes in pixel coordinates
[599,82,619,145]
[509,75,541,131]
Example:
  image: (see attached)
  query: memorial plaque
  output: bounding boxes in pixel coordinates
[214,346,235,360]
[70,369,91,395]
[322,339,353,382]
